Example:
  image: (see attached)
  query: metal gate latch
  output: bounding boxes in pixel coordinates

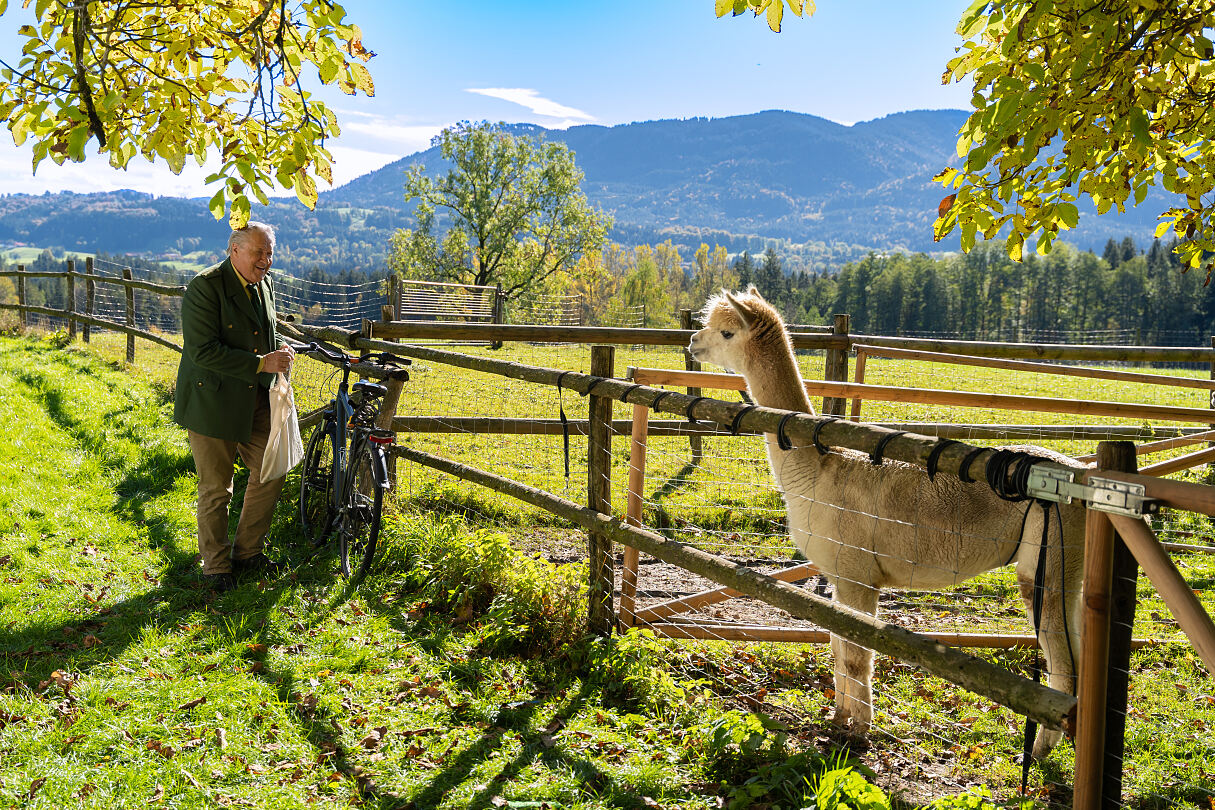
[1025,467,1159,517]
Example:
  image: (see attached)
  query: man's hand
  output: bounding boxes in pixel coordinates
[262,344,295,374]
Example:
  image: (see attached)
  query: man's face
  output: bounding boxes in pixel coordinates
[230,230,274,285]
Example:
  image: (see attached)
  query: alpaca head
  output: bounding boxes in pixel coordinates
[688,286,793,377]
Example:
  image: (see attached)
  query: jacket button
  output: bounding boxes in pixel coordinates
[197,382,203,387]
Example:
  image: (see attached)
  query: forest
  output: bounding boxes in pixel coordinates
[4,235,1212,349]
[571,236,1211,346]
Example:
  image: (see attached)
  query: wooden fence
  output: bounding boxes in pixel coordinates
[0,261,185,361]
[4,268,1215,804]
[297,318,1215,809]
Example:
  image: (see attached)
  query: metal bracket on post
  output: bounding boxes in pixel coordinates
[1026,467,1159,517]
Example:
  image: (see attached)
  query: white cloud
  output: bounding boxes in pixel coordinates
[465,88,595,122]
[339,119,443,156]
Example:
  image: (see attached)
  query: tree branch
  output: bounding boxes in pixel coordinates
[72,0,107,147]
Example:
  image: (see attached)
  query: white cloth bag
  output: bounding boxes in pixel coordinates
[261,372,305,482]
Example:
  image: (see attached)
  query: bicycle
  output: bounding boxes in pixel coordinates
[290,341,410,579]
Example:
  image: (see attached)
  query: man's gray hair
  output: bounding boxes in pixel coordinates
[228,221,276,254]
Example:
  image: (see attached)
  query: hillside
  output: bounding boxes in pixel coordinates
[0,109,1179,274]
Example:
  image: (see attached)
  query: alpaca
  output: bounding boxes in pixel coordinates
[688,287,1086,758]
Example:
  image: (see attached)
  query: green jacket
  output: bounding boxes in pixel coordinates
[174,258,279,442]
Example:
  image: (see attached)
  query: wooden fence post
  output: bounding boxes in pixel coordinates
[66,259,76,341]
[83,256,95,343]
[388,274,401,321]
[367,316,405,489]
[823,313,850,415]
[1102,442,1140,810]
[16,265,26,329]
[123,267,135,362]
[587,344,616,635]
[680,308,703,461]
[1074,440,1138,810]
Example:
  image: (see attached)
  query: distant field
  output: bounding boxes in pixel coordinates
[2,246,210,273]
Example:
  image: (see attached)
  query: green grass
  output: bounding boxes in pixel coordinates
[2,331,1213,809]
[0,335,884,810]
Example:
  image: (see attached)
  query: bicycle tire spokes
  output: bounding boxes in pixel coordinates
[339,440,383,580]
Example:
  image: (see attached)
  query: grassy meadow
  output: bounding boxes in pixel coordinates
[0,328,1212,809]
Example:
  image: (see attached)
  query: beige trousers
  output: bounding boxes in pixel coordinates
[188,390,286,574]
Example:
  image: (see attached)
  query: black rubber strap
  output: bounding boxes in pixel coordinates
[618,383,642,403]
[579,376,608,397]
[870,430,906,465]
[555,371,574,482]
[739,390,754,405]
[812,415,839,455]
[776,411,802,451]
[957,446,987,483]
[650,390,674,413]
[730,405,756,435]
[925,438,960,481]
[685,396,706,423]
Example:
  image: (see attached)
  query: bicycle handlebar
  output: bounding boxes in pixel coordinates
[287,341,412,368]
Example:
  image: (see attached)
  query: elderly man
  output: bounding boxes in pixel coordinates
[174,222,295,592]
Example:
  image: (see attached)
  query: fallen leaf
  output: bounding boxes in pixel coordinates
[151,783,165,801]
[248,662,265,674]
[147,740,176,759]
[359,726,387,750]
[215,728,227,750]
[178,696,207,711]
[82,634,100,648]
[26,777,46,800]
[246,644,268,655]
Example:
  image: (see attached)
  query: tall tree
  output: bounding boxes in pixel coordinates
[0,0,375,227]
[387,122,611,297]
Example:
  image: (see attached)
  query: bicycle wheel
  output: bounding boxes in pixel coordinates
[299,422,338,546]
[339,438,384,579]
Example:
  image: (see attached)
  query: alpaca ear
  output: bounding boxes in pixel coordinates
[724,290,757,330]
[746,284,764,303]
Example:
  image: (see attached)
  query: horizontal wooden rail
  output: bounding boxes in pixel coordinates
[1107,514,1215,674]
[1137,446,1215,477]
[639,623,1152,649]
[854,343,1215,391]
[632,562,820,623]
[631,367,1215,424]
[1075,429,1215,463]
[68,270,185,296]
[0,268,186,296]
[391,442,1077,730]
[354,333,1050,487]
[369,321,843,350]
[0,303,181,352]
[392,417,1195,442]
[854,334,1215,364]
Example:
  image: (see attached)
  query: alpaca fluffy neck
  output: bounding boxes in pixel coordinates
[742,334,814,414]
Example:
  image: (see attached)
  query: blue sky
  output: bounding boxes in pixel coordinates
[0,1,973,198]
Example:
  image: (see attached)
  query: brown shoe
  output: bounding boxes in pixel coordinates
[234,553,283,579]
[202,572,236,593]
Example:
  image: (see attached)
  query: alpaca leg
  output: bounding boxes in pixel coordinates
[829,578,880,732]
[1017,534,1083,760]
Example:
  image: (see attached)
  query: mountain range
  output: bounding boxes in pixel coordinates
[0,109,1175,274]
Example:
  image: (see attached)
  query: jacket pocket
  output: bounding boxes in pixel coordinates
[192,375,221,392]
